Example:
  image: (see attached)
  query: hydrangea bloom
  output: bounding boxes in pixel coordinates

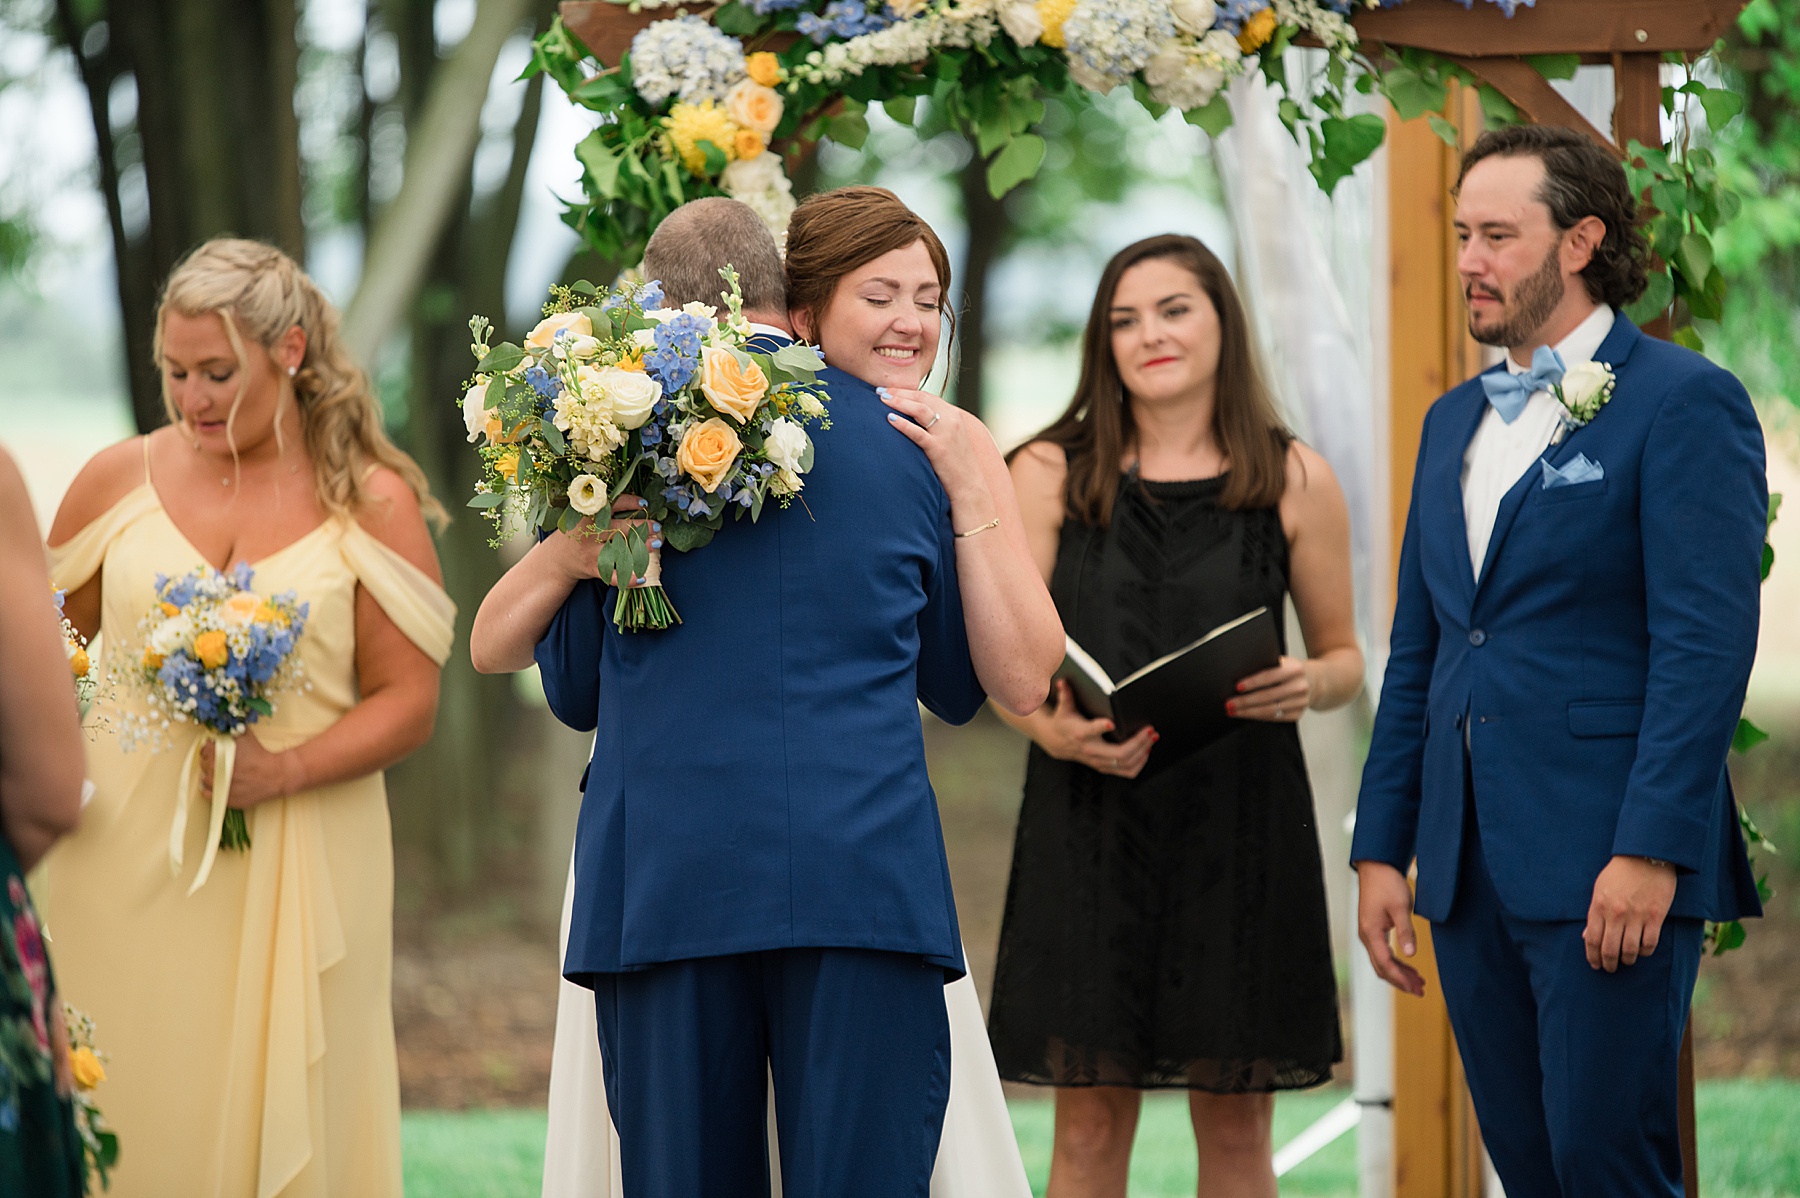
[629,16,747,108]
[1062,0,1176,93]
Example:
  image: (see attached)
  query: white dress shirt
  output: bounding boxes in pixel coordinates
[1461,304,1614,580]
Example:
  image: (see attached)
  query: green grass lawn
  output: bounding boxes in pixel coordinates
[402,1080,1800,1197]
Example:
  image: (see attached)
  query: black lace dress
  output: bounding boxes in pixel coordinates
[987,473,1342,1092]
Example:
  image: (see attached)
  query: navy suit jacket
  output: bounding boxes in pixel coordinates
[1352,313,1765,924]
[537,360,985,982]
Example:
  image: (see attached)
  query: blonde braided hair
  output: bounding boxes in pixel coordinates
[153,238,448,530]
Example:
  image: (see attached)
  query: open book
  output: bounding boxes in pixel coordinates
[1056,607,1282,770]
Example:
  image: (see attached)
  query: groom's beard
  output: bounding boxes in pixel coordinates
[1466,246,1565,349]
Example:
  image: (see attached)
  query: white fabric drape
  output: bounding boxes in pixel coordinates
[540,854,1032,1198]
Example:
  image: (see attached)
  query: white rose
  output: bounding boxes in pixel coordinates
[797,392,826,418]
[632,328,659,352]
[763,417,809,473]
[720,151,786,197]
[1171,0,1217,36]
[567,474,606,516]
[681,301,718,323]
[997,0,1044,45]
[150,614,193,658]
[724,79,783,136]
[643,307,681,324]
[1144,43,1190,90]
[602,367,664,430]
[887,0,927,17]
[1560,361,1614,409]
[566,334,603,361]
[1201,29,1243,61]
[461,380,489,443]
[1067,59,1117,95]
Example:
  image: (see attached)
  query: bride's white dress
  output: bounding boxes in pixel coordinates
[540,855,1033,1197]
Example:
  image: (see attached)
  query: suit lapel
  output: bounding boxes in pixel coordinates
[1473,313,1643,594]
[1438,380,1494,609]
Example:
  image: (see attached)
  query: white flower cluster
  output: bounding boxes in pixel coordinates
[1273,0,1358,53]
[720,154,797,245]
[629,15,747,107]
[792,2,1000,86]
[1140,0,1246,112]
[553,383,630,461]
[1061,0,1175,94]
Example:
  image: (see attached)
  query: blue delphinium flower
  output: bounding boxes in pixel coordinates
[736,489,754,508]
[641,423,664,447]
[636,280,665,309]
[797,0,892,44]
[231,562,255,593]
[657,456,680,480]
[748,0,807,12]
[647,312,709,392]
[525,365,559,398]
[1215,0,1271,33]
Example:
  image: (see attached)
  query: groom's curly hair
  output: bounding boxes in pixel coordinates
[1457,124,1651,309]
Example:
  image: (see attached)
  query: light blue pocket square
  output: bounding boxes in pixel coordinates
[1540,453,1605,489]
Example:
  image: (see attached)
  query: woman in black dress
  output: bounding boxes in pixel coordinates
[988,235,1363,1198]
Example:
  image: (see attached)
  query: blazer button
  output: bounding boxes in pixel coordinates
[1469,629,1487,646]
[1453,713,1464,730]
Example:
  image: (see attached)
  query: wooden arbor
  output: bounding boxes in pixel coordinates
[553,1,1748,1193]
[1360,3,1746,1196]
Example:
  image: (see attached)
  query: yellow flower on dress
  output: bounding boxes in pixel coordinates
[193,630,229,671]
[1036,0,1077,47]
[1237,8,1277,52]
[746,51,783,88]
[665,101,739,177]
[69,1047,106,1091]
[735,129,767,161]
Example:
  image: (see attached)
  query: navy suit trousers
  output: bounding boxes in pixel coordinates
[1434,762,1702,1198]
[591,947,951,1198]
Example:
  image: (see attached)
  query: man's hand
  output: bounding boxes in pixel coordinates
[1584,855,1677,972]
[1357,860,1426,996]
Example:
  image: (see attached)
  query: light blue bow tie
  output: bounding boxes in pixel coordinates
[1480,346,1565,424]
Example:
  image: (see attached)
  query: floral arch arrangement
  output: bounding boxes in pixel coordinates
[524,0,1554,265]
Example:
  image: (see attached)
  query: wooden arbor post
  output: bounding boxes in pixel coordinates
[1356,3,1748,1195]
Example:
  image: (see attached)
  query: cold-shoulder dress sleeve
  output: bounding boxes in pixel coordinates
[337,522,457,666]
[45,485,160,593]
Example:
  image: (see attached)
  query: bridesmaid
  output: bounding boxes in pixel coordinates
[986,235,1363,1198]
[46,240,454,1197]
[0,446,86,1196]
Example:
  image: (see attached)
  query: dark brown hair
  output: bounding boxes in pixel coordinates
[1456,124,1650,309]
[644,197,787,312]
[1022,234,1292,526]
[783,185,955,345]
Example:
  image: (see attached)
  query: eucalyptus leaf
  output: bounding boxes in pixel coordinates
[468,492,506,509]
[664,520,714,552]
[482,344,525,375]
[772,343,826,374]
[538,420,567,455]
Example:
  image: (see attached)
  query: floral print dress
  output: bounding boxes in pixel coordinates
[0,833,83,1196]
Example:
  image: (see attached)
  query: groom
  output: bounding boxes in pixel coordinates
[503,197,984,1198]
[1352,125,1765,1196]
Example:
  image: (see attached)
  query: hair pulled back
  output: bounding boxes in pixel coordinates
[154,238,446,529]
[783,186,955,346]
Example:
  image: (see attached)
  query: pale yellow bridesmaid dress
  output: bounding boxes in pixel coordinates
[44,445,454,1198]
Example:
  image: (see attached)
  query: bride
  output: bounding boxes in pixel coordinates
[469,194,1039,1197]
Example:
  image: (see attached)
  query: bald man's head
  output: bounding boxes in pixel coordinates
[642,198,786,319]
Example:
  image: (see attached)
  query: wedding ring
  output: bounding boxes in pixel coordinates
[1113,756,1120,768]
[926,412,941,430]
[1275,705,1284,719]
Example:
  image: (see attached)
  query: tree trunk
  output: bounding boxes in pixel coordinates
[954,140,1010,420]
[55,0,309,433]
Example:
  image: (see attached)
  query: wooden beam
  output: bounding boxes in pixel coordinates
[561,1,662,65]
[1450,56,1619,154]
[1355,0,1746,58]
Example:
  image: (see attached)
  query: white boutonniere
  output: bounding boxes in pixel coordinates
[1549,361,1616,445]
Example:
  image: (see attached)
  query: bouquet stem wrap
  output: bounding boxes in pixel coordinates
[170,733,243,896]
[613,534,680,632]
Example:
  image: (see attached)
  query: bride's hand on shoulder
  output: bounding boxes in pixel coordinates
[878,388,993,513]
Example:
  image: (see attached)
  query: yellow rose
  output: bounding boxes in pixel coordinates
[726,80,783,136]
[69,1047,105,1091]
[192,629,229,671]
[525,311,594,350]
[734,128,767,160]
[144,650,164,670]
[1237,8,1276,52]
[254,602,288,627]
[70,647,90,677]
[495,450,520,481]
[677,418,743,494]
[1036,0,1077,47]
[159,601,181,617]
[220,590,263,626]
[746,51,783,88]
[699,347,770,424]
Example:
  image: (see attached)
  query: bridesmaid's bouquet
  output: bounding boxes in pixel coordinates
[461,269,831,631]
[117,565,308,888]
[51,586,98,718]
[62,1002,118,1191]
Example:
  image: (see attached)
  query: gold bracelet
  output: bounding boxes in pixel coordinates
[955,517,1001,539]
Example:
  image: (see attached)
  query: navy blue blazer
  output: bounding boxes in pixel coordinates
[537,361,985,981]
[1352,313,1765,924]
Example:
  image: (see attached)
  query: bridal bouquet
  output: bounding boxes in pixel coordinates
[118,565,309,887]
[63,1002,118,1191]
[462,269,831,631]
